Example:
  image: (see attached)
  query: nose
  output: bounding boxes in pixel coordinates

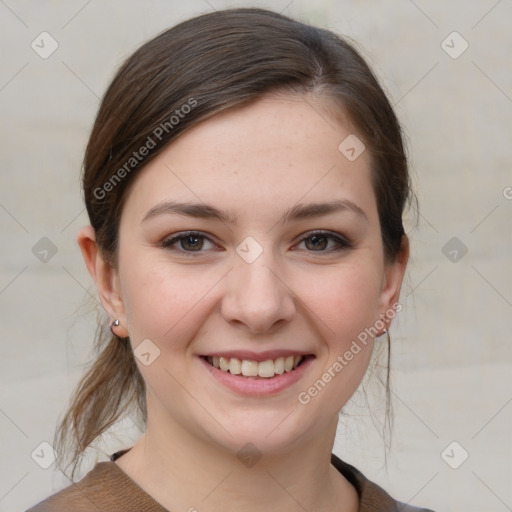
[221,255,296,334]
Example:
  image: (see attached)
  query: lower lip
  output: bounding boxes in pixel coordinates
[199,356,315,396]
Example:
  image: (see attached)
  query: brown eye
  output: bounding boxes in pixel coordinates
[304,235,328,251]
[161,232,216,254]
[296,231,353,253]
[180,235,204,251]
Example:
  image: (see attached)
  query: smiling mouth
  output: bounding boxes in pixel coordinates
[202,355,313,379]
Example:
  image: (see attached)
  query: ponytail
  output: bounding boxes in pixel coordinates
[54,317,146,479]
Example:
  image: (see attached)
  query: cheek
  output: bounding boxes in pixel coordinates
[294,262,381,412]
[118,253,218,346]
[297,260,383,344]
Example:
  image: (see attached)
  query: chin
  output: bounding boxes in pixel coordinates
[201,408,322,460]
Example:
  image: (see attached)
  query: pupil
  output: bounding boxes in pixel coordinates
[182,236,202,251]
[307,235,327,250]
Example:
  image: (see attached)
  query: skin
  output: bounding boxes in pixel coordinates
[79,94,409,512]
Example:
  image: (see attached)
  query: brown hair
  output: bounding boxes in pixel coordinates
[55,7,412,478]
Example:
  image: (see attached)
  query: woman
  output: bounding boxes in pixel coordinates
[28,8,434,512]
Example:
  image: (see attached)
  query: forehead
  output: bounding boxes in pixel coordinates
[122,95,377,225]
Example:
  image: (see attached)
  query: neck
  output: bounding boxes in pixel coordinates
[115,403,358,512]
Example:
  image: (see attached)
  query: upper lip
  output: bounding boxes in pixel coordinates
[200,350,313,363]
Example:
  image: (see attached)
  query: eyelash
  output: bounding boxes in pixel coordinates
[160,230,353,256]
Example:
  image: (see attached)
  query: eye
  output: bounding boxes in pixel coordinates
[161,231,216,254]
[295,231,353,252]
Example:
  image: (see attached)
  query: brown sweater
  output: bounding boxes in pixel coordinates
[26,451,434,511]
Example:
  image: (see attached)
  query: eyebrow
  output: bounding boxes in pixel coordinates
[142,201,238,224]
[283,199,368,223]
[141,199,368,224]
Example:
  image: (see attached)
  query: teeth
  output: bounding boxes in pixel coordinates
[258,360,275,378]
[219,357,230,372]
[241,360,258,377]
[229,358,241,375]
[207,355,304,378]
[274,357,285,375]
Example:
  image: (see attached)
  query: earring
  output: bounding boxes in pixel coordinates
[110,319,120,337]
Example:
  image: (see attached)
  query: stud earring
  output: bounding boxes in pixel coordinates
[110,319,120,336]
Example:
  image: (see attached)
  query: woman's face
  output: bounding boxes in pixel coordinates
[111,94,407,455]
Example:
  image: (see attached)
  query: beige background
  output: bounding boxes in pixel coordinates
[1,1,511,511]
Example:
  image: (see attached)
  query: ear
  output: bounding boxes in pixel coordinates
[77,225,129,338]
[378,235,409,328]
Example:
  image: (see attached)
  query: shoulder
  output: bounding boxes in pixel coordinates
[26,462,116,512]
[331,453,436,512]
[25,460,166,512]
